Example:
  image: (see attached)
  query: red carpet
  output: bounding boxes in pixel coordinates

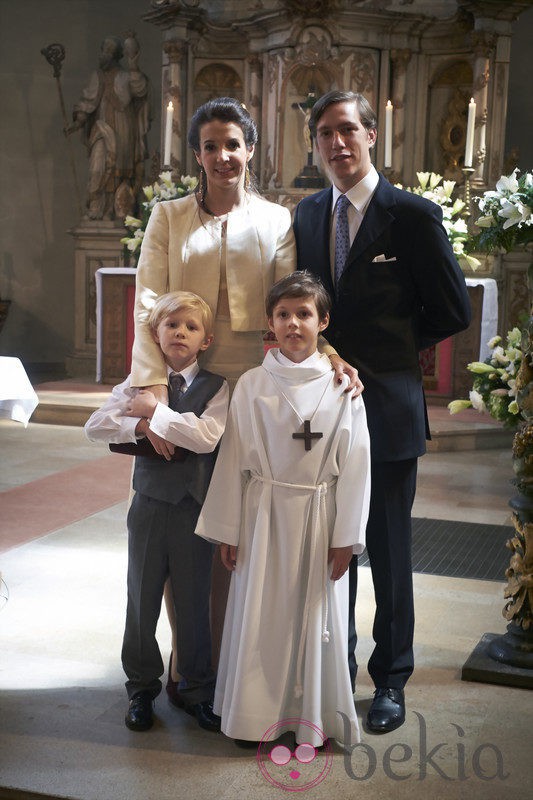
[0,454,132,553]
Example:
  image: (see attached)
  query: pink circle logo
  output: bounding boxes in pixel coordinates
[256,718,333,792]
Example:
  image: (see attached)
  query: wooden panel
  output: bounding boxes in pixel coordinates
[100,273,136,384]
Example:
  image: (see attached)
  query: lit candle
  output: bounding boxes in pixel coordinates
[384,100,393,168]
[464,97,476,168]
[163,101,173,166]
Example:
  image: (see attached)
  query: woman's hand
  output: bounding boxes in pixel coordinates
[329,354,364,397]
[126,389,158,419]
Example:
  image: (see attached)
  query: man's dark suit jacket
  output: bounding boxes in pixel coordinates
[293,173,472,463]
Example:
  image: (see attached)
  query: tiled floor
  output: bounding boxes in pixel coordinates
[0,415,529,800]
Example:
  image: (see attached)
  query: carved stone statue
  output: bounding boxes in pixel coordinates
[66,33,152,221]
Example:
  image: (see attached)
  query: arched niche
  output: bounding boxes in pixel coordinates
[427,59,473,181]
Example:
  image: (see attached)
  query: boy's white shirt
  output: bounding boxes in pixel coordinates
[84,359,228,453]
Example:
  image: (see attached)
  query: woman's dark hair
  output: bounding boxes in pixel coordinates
[266,271,331,321]
[308,91,377,139]
[187,97,258,151]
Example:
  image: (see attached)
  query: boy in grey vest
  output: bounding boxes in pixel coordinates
[85,291,228,733]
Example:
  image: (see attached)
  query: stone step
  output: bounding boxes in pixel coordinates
[31,379,515,452]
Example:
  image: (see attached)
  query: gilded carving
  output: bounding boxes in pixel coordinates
[350,52,376,94]
[438,88,471,173]
[473,66,490,92]
[164,41,187,64]
[471,30,496,59]
[390,48,412,77]
[281,0,341,18]
[295,29,332,65]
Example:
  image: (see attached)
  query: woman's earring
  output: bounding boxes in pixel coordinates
[245,163,250,191]
[199,166,207,205]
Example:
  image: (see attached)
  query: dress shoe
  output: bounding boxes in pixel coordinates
[234,739,260,749]
[166,655,185,709]
[185,700,221,732]
[125,691,153,731]
[366,688,405,733]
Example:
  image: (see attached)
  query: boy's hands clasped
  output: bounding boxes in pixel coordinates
[126,388,176,461]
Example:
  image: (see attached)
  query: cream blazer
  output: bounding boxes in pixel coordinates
[130,193,296,387]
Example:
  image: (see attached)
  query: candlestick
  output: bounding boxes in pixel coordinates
[461,167,475,219]
[163,101,173,167]
[464,97,476,168]
[384,100,393,169]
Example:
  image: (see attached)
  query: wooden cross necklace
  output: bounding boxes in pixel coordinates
[292,419,323,451]
[266,369,329,451]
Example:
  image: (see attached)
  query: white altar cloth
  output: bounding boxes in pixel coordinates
[0,357,39,426]
[465,277,498,361]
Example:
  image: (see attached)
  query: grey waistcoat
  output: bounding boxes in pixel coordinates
[132,369,225,506]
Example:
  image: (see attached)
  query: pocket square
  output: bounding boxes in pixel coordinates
[372,254,397,263]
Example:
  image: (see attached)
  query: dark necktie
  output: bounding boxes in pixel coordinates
[168,372,185,411]
[334,193,351,297]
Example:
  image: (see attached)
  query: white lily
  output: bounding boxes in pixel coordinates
[495,169,519,195]
[469,390,486,412]
[498,199,531,229]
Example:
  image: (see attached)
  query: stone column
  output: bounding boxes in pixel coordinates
[66,221,126,378]
[247,55,263,180]
[162,40,187,174]
[470,30,496,189]
[390,48,412,185]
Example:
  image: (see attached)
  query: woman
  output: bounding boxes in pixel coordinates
[129,97,357,706]
[131,97,295,394]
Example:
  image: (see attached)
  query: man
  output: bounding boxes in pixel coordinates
[293,90,471,733]
[66,34,151,220]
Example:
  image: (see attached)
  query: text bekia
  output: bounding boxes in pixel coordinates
[338,711,509,782]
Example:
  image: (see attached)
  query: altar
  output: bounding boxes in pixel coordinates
[95,267,498,402]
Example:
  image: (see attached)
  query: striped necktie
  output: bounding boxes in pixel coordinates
[334,193,351,296]
[168,372,185,410]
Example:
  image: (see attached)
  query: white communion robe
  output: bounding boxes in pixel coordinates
[195,348,371,746]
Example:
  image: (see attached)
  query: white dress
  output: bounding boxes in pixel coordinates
[196,349,371,746]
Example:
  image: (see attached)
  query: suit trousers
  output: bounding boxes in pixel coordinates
[122,491,215,703]
[348,457,418,690]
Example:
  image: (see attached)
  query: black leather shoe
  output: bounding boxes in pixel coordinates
[166,656,185,709]
[185,700,221,732]
[366,688,405,733]
[125,691,153,731]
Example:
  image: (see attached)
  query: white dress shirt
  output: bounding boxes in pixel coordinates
[329,165,380,282]
[84,360,229,454]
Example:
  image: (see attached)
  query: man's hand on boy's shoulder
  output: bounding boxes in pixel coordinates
[329,354,364,397]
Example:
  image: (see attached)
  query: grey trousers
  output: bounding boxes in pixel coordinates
[121,491,215,703]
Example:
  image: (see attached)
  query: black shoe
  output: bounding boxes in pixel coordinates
[366,688,405,733]
[125,691,153,731]
[166,655,185,709]
[185,700,221,732]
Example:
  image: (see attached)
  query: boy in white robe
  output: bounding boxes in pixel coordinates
[196,271,371,748]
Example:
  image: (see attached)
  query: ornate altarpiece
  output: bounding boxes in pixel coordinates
[74,0,531,382]
[136,0,530,398]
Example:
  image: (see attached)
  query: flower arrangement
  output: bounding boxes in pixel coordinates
[448,328,522,428]
[121,171,198,262]
[396,172,480,271]
[468,168,533,255]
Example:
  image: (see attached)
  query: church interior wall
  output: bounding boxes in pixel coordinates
[0,0,162,378]
[0,1,531,378]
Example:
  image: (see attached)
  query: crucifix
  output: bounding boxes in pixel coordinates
[292,420,323,451]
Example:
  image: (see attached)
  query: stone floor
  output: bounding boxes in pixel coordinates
[0,405,529,800]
